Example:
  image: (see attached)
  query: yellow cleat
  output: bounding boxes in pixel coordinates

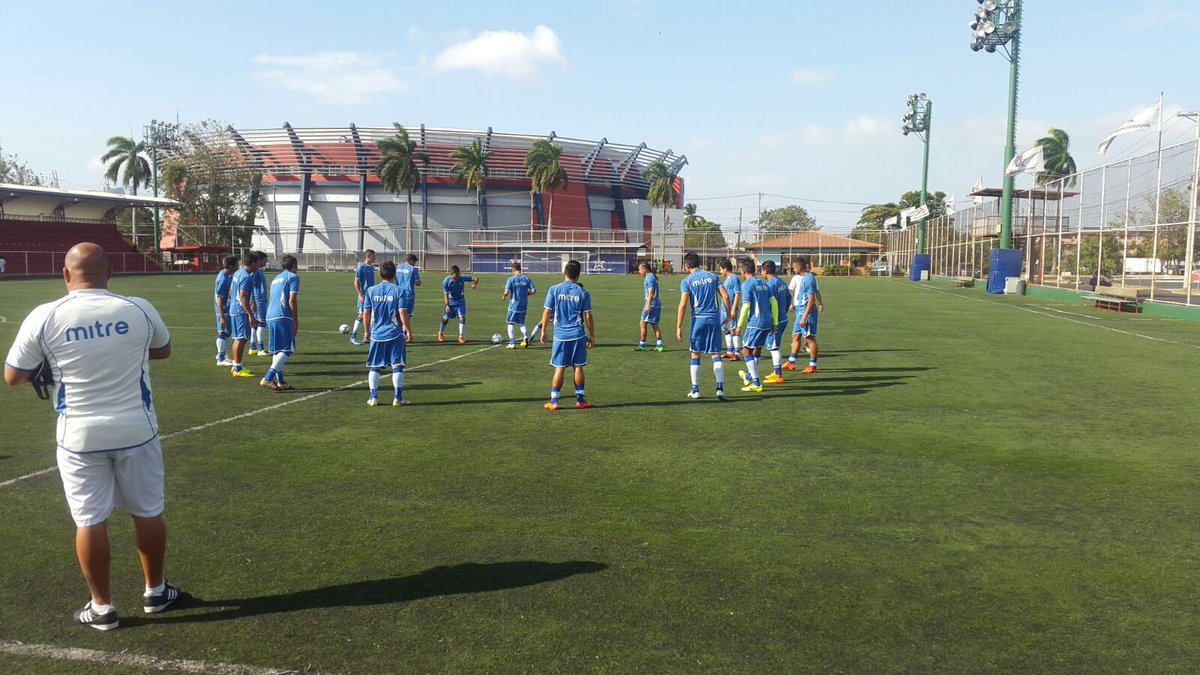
[519,340,528,348]
[763,373,786,385]
[247,349,258,356]
[740,383,764,393]
[231,368,256,378]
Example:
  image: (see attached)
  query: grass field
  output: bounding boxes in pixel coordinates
[2,271,1199,673]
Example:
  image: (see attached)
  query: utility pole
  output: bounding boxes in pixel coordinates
[970,0,1022,250]
[903,94,933,254]
[736,207,743,250]
[756,192,763,243]
[1181,111,1200,305]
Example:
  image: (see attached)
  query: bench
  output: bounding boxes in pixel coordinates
[1080,285,1147,313]
[952,276,974,288]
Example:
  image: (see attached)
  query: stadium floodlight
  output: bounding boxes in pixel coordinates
[968,0,1023,250]
[900,92,933,256]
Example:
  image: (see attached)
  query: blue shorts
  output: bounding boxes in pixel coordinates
[268,318,295,354]
[402,297,415,317]
[689,317,723,355]
[551,337,588,368]
[366,337,406,369]
[767,323,788,350]
[506,309,527,325]
[215,312,230,337]
[742,325,771,349]
[794,314,818,338]
[443,302,466,320]
[229,314,251,341]
[253,301,267,323]
[641,306,661,324]
[357,298,369,313]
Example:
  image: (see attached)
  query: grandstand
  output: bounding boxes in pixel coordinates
[186,124,687,272]
[0,183,179,276]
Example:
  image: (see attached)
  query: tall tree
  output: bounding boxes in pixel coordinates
[451,138,490,230]
[1035,128,1078,187]
[0,151,47,186]
[102,135,152,248]
[681,203,727,250]
[754,205,819,236]
[376,123,429,252]
[644,161,679,260]
[524,139,568,236]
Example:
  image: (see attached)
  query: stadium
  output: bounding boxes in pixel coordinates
[207,124,688,274]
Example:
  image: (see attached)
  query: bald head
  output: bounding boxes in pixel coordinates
[63,243,111,290]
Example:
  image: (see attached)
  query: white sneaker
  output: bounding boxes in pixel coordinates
[687,390,701,399]
[716,389,727,401]
[367,397,378,407]
[216,358,234,366]
[392,398,410,407]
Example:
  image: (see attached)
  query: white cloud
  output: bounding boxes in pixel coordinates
[253,52,410,105]
[842,115,889,143]
[86,154,106,173]
[756,124,831,148]
[687,136,714,151]
[790,68,835,85]
[803,124,832,144]
[433,25,566,79]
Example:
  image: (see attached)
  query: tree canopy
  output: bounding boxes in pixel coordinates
[1035,128,1078,187]
[682,202,727,250]
[0,151,47,186]
[754,205,818,235]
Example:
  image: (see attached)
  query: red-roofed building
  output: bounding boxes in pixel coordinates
[745,231,882,270]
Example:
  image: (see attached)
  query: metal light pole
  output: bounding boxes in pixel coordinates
[902,94,933,253]
[143,121,164,255]
[970,0,1022,249]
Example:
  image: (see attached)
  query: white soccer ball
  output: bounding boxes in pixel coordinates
[491,333,503,344]
[339,324,351,334]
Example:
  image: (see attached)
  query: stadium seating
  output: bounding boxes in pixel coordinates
[0,219,162,275]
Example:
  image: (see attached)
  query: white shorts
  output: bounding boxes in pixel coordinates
[57,437,165,528]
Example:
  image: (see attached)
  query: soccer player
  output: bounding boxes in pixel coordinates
[363,260,413,407]
[501,262,538,348]
[395,253,422,341]
[5,243,188,630]
[349,249,376,346]
[212,255,237,366]
[676,252,731,400]
[736,259,778,393]
[249,251,270,356]
[438,265,478,344]
[539,259,595,410]
[636,262,663,351]
[719,260,742,361]
[787,257,820,374]
[228,253,259,378]
[262,254,300,392]
[762,260,792,385]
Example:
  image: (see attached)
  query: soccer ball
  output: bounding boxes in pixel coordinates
[491,333,502,344]
[339,324,351,334]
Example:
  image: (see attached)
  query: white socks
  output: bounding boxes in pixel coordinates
[392,369,404,397]
[145,581,165,596]
[712,358,724,387]
[256,326,266,346]
[458,321,465,338]
[771,349,782,370]
[507,324,515,341]
[732,334,741,351]
[271,351,290,372]
[351,318,362,336]
[216,337,227,357]
[689,359,700,387]
[368,369,381,394]
[746,356,760,382]
[529,323,541,340]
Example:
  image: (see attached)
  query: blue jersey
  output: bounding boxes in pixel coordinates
[680,270,722,320]
[443,275,475,304]
[643,273,661,309]
[213,270,233,312]
[795,272,819,312]
[766,275,791,320]
[722,274,741,306]
[355,262,375,296]
[505,274,536,311]
[229,268,254,315]
[366,281,403,342]
[267,270,300,321]
[740,277,777,329]
[395,263,421,299]
[252,268,268,304]
[544,281,592,341]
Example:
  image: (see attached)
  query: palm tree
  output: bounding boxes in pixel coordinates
[451,138,490,230]
[101,135,151,247]
[644,161,679,263]
[524,139,568,238]
[375,123,429,252]
[1035,128,1078,187]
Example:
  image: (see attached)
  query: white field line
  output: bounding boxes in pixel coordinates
[0,344,499,490]
[0,640,312,674]
[912,284,1200,351]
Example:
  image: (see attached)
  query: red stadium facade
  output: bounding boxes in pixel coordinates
[213,125,686,272]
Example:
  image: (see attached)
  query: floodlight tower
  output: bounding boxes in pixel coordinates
[143,120,172,254]
[970,0,1022,249]
[902,93,933,253]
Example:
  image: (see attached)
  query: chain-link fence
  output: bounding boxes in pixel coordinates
[886,135,1200,305]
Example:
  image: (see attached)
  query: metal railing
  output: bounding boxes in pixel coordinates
[0,251,166,276]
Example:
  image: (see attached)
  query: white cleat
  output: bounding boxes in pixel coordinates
[216,358,234,366]
[716,389,727,401]
[367,397,379,407]
[687,391,702,399]
[392,399,410,407]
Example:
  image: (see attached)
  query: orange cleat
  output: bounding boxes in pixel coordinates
[544,401,560,411]
[782,362,798,371]
[575,400,593,409]
[458,337,466,344]
[801,366,818,374]
[762,373,786,385]
[437,333,445,342]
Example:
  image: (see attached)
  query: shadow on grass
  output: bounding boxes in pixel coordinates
[819,349,917,359]
[820,367,933,373]
[141,560,607,625]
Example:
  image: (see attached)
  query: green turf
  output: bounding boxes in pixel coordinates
[2,272,1199,673]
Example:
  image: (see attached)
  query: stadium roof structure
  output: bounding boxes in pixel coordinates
[184,124,687,191]
[746,231,882,251]
[969,186,1081,200]
[0,182,179,221]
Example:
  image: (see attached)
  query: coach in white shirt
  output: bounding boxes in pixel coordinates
[4,243,188,631]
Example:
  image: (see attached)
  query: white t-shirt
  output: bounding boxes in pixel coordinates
[5,289,170,453]
[788,275,804,307]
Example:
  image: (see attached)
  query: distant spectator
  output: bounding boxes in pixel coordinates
[0,256,6,273]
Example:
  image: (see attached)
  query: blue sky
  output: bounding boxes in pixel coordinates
[2,0,1197,233]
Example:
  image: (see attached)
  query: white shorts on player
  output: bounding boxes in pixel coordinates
[58,438,165,528]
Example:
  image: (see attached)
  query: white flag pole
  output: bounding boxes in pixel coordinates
[1151,93,1164,300]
